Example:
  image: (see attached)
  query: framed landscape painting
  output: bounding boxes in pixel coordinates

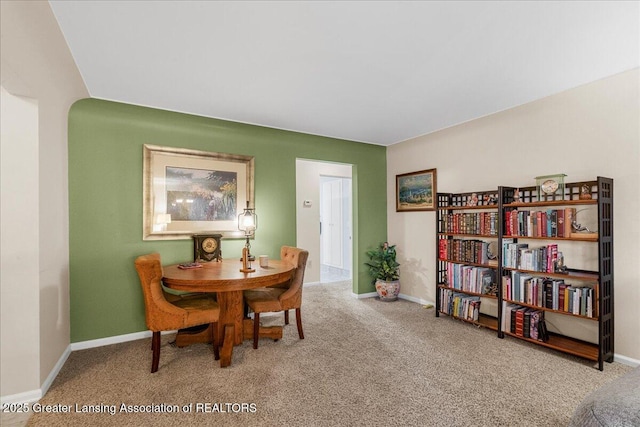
[143,144,254,240]
[396,168,437,212]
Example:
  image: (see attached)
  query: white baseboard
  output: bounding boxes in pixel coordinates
[352,291,435,308]
[353,291,377,299]
[69,330,182,351]
[0,344,71,405]
[614,353,640,367]
[0,388,42,405]
[69,330,152,351]
[2,330,166,404]
[398,293,435,307]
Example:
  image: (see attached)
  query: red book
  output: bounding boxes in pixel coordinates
[439,239,448,260]
[558,283,568,312]
[515,307,526,337]
[536,211,543,237]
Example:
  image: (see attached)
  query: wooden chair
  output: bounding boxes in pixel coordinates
[243,246,309,349]
[134,253,220,373]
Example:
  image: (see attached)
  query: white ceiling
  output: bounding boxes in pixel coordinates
[48,1,639,146]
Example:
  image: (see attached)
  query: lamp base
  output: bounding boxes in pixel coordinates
[239,247,255,273]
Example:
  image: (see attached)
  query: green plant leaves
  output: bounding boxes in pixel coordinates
[365,242,400,283]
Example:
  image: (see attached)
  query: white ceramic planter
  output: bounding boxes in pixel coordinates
[375,279,400,302]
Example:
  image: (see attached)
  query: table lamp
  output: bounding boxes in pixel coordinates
[238,201,257,272]
[154,213,171,232]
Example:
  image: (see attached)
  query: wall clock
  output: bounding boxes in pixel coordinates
[192,234,222,262]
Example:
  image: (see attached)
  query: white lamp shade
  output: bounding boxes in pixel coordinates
[155,213,172,224]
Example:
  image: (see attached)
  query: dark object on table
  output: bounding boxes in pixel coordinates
[193,234,222,262]
[178,262,202,270]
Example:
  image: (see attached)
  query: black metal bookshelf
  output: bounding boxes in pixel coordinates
[436,178,613,370]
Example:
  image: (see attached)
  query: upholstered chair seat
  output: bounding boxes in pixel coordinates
[134,253,220,373]
[242,287,287,313]
[243,246,309,349]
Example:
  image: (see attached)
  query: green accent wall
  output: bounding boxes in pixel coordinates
[68,99,387,342]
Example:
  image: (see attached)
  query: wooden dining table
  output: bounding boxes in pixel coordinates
[162,259,295,367]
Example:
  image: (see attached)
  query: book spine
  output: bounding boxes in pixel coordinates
[557,209,565,238]
[531,311,540,340]
[515,308,525,336]
[523,309,531,338]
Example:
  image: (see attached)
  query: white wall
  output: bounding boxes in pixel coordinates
[387,69,640,361]
[0,1,89,400]
[0,88,41,396]
[296,159,353,284]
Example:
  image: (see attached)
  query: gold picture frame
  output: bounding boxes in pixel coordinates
[396,168,437,212]
[143,144,254,240]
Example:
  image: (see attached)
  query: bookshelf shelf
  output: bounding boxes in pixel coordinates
[501,267,599,281]
[439,204,499,211]
[503,235,598,242]
[504,199,597,208]
[439,232,498,238]
[436,178,613,370]
[503,299,598,320]
[438,259,498,269]
[503,331,599,361]
[440,312,499,331]
[438,284,498,300]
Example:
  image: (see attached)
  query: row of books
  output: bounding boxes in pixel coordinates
[444,263,496,295]
[440,289,481,321]
[504,208,575,238]
[438,239,493,265]
[502,302,548,341]
[502,240,564,273]
[440,212,498,235]
[502,273,595,317]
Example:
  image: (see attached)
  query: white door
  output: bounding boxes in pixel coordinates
[321,178,343,269]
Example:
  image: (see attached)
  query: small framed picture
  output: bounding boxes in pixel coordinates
[396,168,437,212]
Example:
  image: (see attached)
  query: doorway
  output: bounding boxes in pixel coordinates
[320,176,352,283]
[295,159,353,285]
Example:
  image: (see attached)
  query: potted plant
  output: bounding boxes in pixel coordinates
[365,242,400,301]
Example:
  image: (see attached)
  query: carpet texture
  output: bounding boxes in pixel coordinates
[25,281,631,426]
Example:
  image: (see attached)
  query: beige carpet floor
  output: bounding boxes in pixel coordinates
[22,281,631,426]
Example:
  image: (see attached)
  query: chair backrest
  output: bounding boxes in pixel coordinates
[279,246,309,309]
[134,253,185,331]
